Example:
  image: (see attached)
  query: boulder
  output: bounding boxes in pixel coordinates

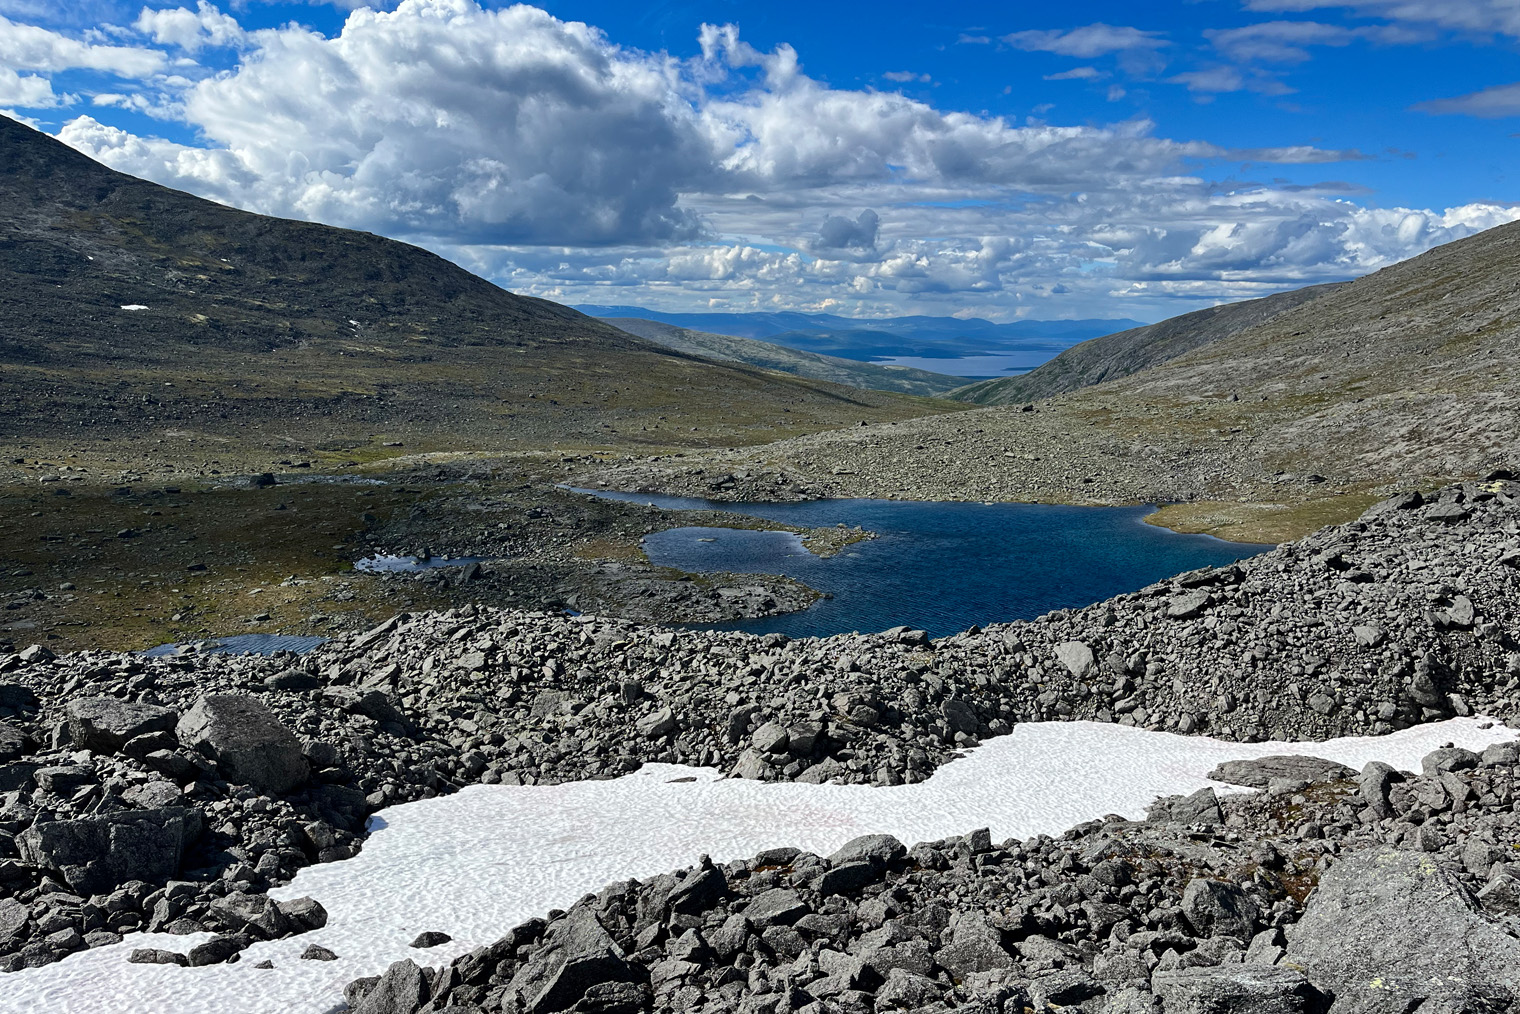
[509,908,632,1013]
[636,708,678,740]
[1055,641,1095,678]
[829,834,906,868]
[177,694,308,794]
[0,721,29,761]
[1207,755,1355,789]
[16,807,201,895]
[1152,966,1328,1014]
[1284,848,1520,1007]
[352,958,431,1014]
[1147,787,1223,826]
[1181,879,1259,940]
[744,889,809,928]
[936,913,1015,978]
[66,698,177,754]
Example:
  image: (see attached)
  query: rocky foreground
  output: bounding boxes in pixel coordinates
[0,480,1517,1011]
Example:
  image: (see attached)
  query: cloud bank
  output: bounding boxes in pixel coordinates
[3,0,1516,320]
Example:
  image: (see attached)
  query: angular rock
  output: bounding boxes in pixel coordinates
[509,908,631,1014]
[1207,756,1355,790]
[177,694,308,794]
[1285,848,1520,1005]
[829,833,907,868]
[1055,641,1095,678]
[353,958,431,1014]
[66,698,177,754]
[16,807,201,895]
[1181,879,1259,940]
[1152,966,1328,1014]
[744,888,808,928]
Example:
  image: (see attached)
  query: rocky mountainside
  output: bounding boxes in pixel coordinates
[951,283,1342,405]
[602,319,968,397]
[1,479,1517,992]
[0,118,942,476]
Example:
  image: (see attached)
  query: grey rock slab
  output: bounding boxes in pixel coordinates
[177,694,308,794]
[828,833,906,868]
[744,888,808,928]
[0,721,29,761]
[635,707,677,740]
[1207,756,1355,789]
[1152,966,1327,1014]
[352,958,431,1014]
[66,698,177,754]
[16,807,201,895]
[1168,590,1211,620]
[509,908,631,1014]
[1284,848,1520,1005]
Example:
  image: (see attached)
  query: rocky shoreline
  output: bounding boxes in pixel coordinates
[0,480,1517,1007]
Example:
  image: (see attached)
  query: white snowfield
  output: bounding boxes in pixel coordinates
[4,718,1513,1014]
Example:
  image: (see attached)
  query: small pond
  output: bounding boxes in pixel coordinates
[577,490,1274,639]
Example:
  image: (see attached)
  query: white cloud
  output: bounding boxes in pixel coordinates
[882,70,930,83]
[1003,23,1169,58]
[0,13,164,77]
[134,2,244,53]
[1043,66,1105,81]
[1414,81,1520,117]
[1,0,1508,322]
[0,65,58,105]
[1205,20,1360,63]
[1242,0,1520,38]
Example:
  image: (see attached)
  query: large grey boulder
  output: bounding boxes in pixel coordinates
[177,694,308,794]
[509,908,633,1013]
[1181,879,1259,940]
[351,958,431,1014]
[1152,966,1328,1014]
[1284,848,1520,1009]
[1055,641,1096,678]
[1148,787,1224,826]
[66,697,177,754]
[1207,756,1355,789]
[16,807,201,895]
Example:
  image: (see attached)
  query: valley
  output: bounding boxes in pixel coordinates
[1,88,1519,1014]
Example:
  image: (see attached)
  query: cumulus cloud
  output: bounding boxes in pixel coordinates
[3,0,1512,321]
[1003,23,1168,58]
[1414,81,1520,117]
[134,2,245,53]
[813,209,879,252]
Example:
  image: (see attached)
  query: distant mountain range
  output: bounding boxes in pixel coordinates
[603,318,969,397]
[578,305,1146,372]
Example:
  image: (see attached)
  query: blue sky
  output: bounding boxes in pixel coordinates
[1,0,1517,321]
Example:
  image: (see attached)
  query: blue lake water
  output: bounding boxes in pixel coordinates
[576,490,1273,639]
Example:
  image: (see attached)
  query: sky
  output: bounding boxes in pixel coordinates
[1,0,1518,323]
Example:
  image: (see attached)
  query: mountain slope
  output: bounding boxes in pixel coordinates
[602,318,969,396]
[950,282,1344,404]
[0,117,948,475]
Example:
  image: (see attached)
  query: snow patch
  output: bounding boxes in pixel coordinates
[3,717,1512,1014]
[120,304,149,311]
